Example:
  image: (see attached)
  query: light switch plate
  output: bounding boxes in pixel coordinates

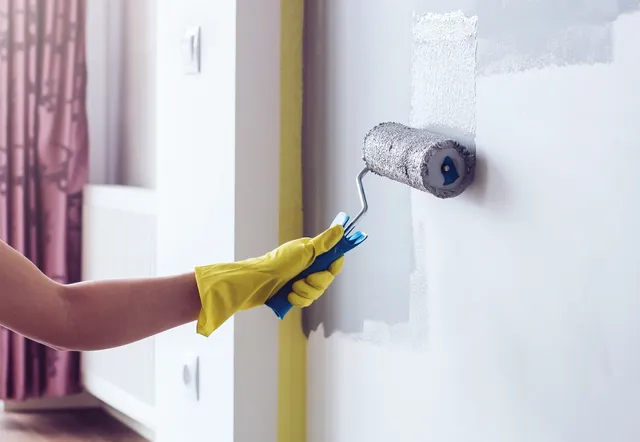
[182,351,199,402]
[182,26,201,74]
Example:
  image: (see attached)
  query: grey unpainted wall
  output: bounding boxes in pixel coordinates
[302,0,640,338]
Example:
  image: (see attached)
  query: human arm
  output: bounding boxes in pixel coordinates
[0,239,202,350]
[0,225,344,351]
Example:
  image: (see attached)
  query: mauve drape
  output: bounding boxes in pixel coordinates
[0,0,88,400]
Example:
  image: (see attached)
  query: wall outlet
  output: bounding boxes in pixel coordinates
[182,351,199,402]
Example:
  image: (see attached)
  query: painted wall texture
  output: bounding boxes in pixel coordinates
[302,1,640,441]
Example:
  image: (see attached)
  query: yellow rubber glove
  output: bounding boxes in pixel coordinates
[194,224,345,337]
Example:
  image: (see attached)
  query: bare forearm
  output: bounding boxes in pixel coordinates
[62,273,202,350]
[0,240,202,351]
[0,224,345,349]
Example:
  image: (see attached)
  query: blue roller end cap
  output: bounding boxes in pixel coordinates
[441,156,460,185]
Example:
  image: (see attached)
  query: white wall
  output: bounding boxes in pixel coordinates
[154,1,236,439]
[87,0,157,188]
[154,1,281,441]
[121,0,157,188]
[303,1,640,442]
[84,1,285,440]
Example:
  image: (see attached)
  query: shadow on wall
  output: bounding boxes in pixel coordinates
[300,0,639,340]
[300,0,416,338]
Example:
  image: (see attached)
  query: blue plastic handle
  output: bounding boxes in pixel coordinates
[265,212,368,319]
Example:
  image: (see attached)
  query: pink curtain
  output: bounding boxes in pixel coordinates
[0,0,88,400]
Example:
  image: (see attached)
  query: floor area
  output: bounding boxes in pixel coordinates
[0,409,147,441]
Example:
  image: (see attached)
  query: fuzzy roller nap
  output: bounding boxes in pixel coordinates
[363,122,475,199]
[265,122,476,319]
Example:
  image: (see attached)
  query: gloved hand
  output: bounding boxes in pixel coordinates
[194,224,345,337]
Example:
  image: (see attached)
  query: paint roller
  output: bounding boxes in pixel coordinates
[265,122,476,319]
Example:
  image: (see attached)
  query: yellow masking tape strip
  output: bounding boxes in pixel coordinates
[278,0,305,442]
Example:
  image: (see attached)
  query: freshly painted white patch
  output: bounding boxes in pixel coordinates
[478,22,612,76]
[473,0,629,76]
[411,11,478,140]
[404,10,478,347]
